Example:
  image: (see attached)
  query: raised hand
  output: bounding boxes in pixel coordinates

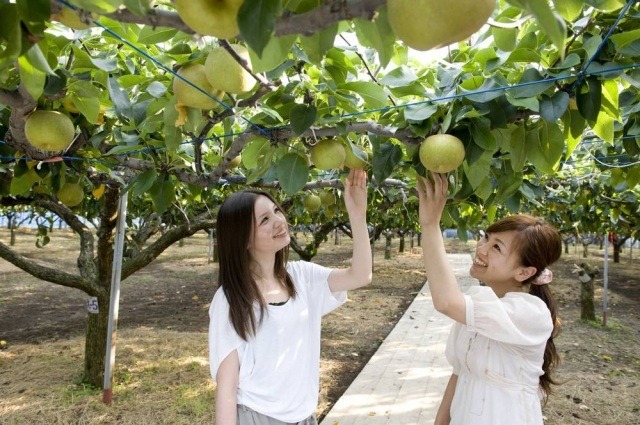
[343,169,367,221]
[417,172,449,228]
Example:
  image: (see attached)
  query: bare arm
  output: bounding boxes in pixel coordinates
[328,169,372,291]
[434,373,458,425]
[215,350,239,425]
[418,173,466,324]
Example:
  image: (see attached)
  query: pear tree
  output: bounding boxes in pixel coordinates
[0,0,639,388]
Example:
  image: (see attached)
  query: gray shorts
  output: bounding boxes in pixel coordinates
[237,404,318,425]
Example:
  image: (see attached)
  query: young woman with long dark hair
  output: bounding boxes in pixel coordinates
[209,169,372,425]
[417,172,561,425]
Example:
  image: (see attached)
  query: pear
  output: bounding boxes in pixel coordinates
[387,0,496,51]
[24,111,75,152]
[174,0,244,39]
[173,64,222,109]
[419,134,466,173]
[205,44,256,94]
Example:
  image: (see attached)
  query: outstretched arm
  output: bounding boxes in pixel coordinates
[417,173,466,324]
[328,169,372,291]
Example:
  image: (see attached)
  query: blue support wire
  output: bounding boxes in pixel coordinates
[4,0,634,171]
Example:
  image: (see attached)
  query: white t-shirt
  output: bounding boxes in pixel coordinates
[208,261,347,422]
[446,285,553,425]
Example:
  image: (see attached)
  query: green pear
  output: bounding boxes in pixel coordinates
[419,134,466,173]
[173,64,222,109]
[387,0,496,51]
[310,140,346,170]
[205,44,256,94]
[24,111,75,152]
[174,0,244,39]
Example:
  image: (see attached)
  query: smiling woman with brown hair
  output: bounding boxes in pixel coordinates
[417,172,562,425]
[209,169,372,425]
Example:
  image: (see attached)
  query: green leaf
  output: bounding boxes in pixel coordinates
[492,26,518,52]
[470,120,497,151]
[511,68,554,98]
[290,104,317,136]
[576,77,601,122]
[372,142,402,183]
[24,43,56,76]
[463,151,492,190]
[18,54,46,100]
[562,108,585,157]
[404,103,437,122]
[509,125,526,172]
[527,0,567,57]
[0,4,22,65]
[10,169,39,195]
[238,0,281,57]
[299,24,339,65]
[248,35,296,74]
[149,178,175,215]
[340,81,388,109]
[132,168,158,196]
[555,0,583,21]
[242,137,274,169]
[539,91,569,122]
[276,153,309,196]
[124,0,151,16]
[379,67,418,87]
[592,111,614,143]
[609,29,640,50]
[137,26,178,44]
[353,7,395,68]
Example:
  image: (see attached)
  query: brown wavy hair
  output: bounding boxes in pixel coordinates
[216,190,296,341]
[486,214,562,401]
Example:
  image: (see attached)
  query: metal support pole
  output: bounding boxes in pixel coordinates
[602,234,609,327]
[103,190,128,405]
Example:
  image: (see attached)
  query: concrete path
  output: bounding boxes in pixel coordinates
[320,253,475,425]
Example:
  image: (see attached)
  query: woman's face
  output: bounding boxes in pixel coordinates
[248,195,290,255]
[470,230,533,292]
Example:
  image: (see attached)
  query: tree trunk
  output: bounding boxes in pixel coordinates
[334,229,340,245]
[398,234,405,253]
[410,232,414,249]
[613,243,620,263]
[10,226,16,246]
[83,291,111,387]
[574,263,598,322]
[580,277,596,321]
[385,234,392,260]
[564,240,570,254]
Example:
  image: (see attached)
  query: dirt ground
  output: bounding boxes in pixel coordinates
[1,228,639,424]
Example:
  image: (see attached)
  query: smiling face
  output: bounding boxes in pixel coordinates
[470,230,537,296]
[248,195,290,256]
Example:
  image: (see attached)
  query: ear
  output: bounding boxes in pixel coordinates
[515,266,537,283]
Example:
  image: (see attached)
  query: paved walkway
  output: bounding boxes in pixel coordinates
[321,254,476,425]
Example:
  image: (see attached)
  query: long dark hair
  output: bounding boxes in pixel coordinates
[486,214,562,400]
[216,189,296,340]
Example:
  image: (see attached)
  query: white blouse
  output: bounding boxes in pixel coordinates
[208,261,346,423]
[445,285,553,425]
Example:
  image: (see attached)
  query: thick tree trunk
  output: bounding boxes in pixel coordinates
[574,263,598,322]
[83,291,111,387]
[613,243,620,263]
[398,234,405,253]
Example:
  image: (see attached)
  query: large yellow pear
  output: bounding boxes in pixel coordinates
[205,44,256,94]
[419,134,466,173]
[310,140,346,170]
[387,0,496,51]
[24,110,75,151]
[174,0,244,39]
[173,64,223,109]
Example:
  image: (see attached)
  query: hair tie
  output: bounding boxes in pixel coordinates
[534,268,553,285]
